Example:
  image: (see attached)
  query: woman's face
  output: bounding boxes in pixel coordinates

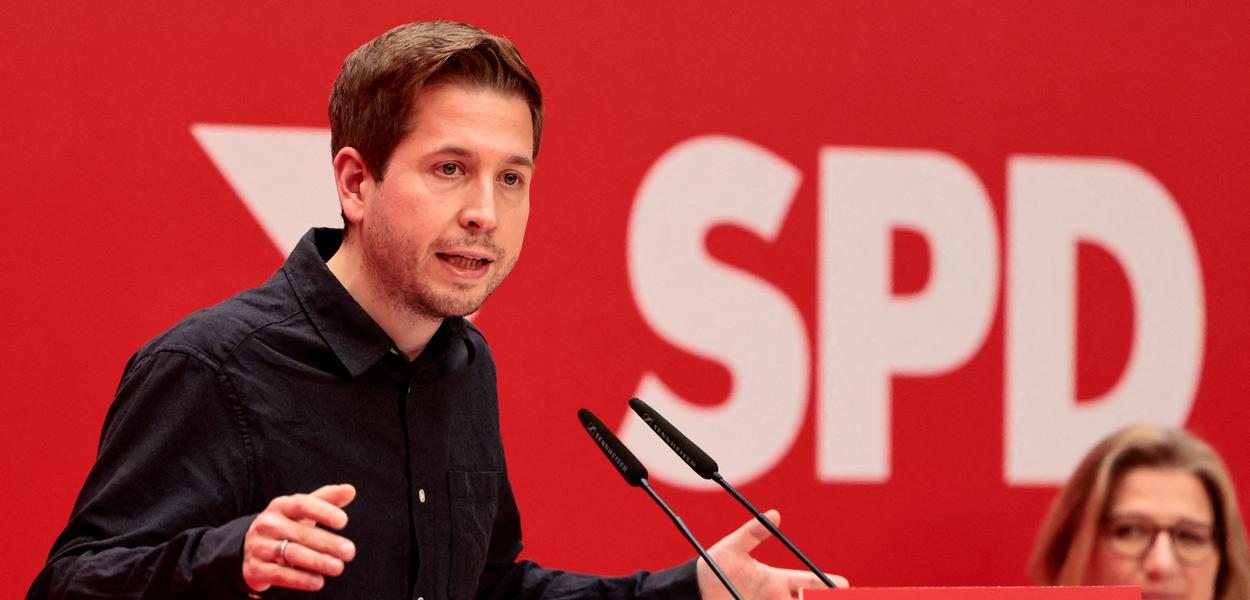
[1085,467,1220,600]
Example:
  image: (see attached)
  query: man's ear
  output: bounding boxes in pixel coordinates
[333,147,371,228]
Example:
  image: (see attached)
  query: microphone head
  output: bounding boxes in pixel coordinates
[578,408,648,487]
[628,397,719,479]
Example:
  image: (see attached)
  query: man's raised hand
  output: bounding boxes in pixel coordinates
[697,509,849,599]
[242,483,358,593]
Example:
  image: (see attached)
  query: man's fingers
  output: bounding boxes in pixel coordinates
[717,508,781,555]
[250,510,356,562]
[252,520,355,562]
[243,557,326,592]
[243,485,359,594]
[288,525,357,562]
[779,567,850,591]
[242,540,329,593]
[282,540,346,576]
[766,509,781,528]
[310,483,357,509]
[274,492,350,530]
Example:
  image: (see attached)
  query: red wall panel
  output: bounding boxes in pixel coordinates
[4,3,1248,597]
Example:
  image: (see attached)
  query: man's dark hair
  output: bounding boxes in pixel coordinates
[329,20,544,181]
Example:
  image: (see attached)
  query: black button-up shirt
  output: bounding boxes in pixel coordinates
[28,228,696,600]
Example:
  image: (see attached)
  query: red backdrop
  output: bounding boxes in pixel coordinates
[5,3,1249,598]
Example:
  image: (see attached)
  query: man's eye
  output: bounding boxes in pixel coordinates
[502,172,520,186]
[440,163,461,176]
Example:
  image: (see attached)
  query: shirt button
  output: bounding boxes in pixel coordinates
[418,488,426,503]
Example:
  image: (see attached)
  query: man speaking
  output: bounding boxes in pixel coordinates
[27,20,844,599]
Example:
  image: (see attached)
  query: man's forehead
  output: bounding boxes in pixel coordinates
[402,83,535,161]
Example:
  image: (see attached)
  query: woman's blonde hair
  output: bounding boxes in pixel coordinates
[1028,425,1250,599]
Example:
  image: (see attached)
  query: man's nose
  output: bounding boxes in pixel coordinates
[459,178,498,232]
[1143,531,1181,579]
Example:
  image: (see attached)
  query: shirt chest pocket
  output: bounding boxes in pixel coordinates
[447,470,500,599]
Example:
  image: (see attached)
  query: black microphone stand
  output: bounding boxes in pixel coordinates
[638,477,744,600]
[711,473,837,588]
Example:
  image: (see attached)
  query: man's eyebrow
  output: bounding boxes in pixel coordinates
[428,145,473,158]
[507,155,536,170]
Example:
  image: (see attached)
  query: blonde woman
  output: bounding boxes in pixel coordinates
[1030,425,1250,600]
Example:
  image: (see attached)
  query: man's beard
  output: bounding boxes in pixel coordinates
[362,221,516,322]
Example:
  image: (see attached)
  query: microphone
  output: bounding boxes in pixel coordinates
[577,409,743,600]
[627,397,838,588]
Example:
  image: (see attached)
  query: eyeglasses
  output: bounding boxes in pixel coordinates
[1101,515,1218,565]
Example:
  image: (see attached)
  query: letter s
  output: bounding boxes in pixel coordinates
[619,136,808,489]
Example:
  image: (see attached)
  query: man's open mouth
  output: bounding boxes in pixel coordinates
[438,253,492,270]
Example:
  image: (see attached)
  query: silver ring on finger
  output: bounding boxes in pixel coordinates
[276,538,290,565]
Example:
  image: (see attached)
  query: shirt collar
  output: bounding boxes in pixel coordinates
[282,228,475,378]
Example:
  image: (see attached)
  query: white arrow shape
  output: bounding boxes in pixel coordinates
[191,123,341,254]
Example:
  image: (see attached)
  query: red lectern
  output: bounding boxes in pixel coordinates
[801,587,1139,599]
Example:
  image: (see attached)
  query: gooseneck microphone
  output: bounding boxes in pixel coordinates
[577,409,743,600]
[627,397,838,589]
